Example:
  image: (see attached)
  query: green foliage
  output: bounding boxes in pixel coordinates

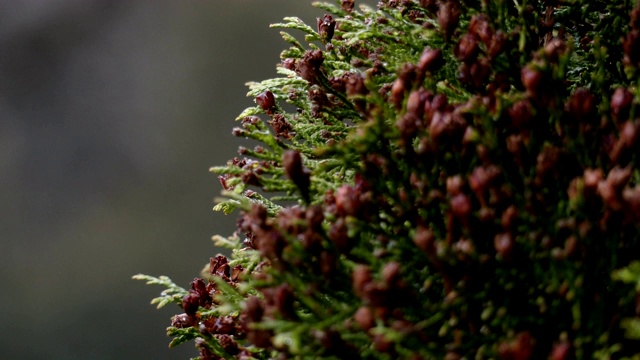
[138,0,640,358]
[613,261,640,292]
[132,274,188,309]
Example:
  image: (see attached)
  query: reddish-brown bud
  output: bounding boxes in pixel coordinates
[391,78,407,110]
[419,0,438,13]
[215,334,240,355]
[315,330,353,357]
[255,229,286,260]
[319,251,337,276]
[469,59,491,89]
[429,110,452,142]
[535,145,561,184]
[446,175,464,196]
[631,5,640,30]
[381,261,402,286]
[245,296,264,322]
[611,87,634,121]
[506,134,525,167]
[299,230,322,255]
[190,278,212,305]
[456,62,472,87]
[255,91,277,115]
[335,184,361,216]
[564,235,579,258]
[171,313,193,328]
[455,33,479,63]
[329,75,347,94]
[508,100,533,129]
[373,333,394,353]
[414,225,435,254]
[296,50,324,84]
[620,120,639,148]
[274,284,296,320]
[418,48,443,74]
[210,255,231,278]
[445,352,461,360]
[268,114,293,139]
[352,265,372,297]
[317,14,336,42]
[196,338,216,359]
[218,175,230,191]
[521,66,543,98]
[607,165,632,190]
[583,168,603,195]
[501,205,518,230]
[623,30,640,66]
[469,165,499,194]
[305,205,324,230]
[282,150,311,202]
[549,341,573,360]
[281,58,296,70]
[231,264,244,282]
[345,73,368,97]
[182,292,200,316]
[345,72,368,112]
[341,0,355,12]
[364,283,395,307]
[428,91,449,114]
[241,170,262,187]
[597,181,619,210]
[201,315,238,335]
[479,207,495,222]
[406,88,430,119]
[544,38,567,63]
[494,232,514,259]
[498,332,535,360]
[450,193,472,219]
[487,30,507,59]
[454,238,475,258]
[469,14,493,46]
[329,218,351,252]
[241,115,261,126]
[354,306,375,330]
[565,88,595,122]
[308,87,329,108]
[437,1,460,39]
[623,186,640,218]
[247,329,272,348]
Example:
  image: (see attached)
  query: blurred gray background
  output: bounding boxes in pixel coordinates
[0,1,373,358]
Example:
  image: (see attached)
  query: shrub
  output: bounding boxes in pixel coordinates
[135,0,640,358]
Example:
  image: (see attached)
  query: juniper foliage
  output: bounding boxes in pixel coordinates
[136,0,640,358]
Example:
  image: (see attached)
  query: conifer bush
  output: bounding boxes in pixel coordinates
[135,0,640,358]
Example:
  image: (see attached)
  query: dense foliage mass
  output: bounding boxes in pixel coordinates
[136,0,640,358]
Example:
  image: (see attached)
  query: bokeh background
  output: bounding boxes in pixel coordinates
[0,1,375,358]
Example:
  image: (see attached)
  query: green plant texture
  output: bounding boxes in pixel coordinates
[135,0,640,358]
